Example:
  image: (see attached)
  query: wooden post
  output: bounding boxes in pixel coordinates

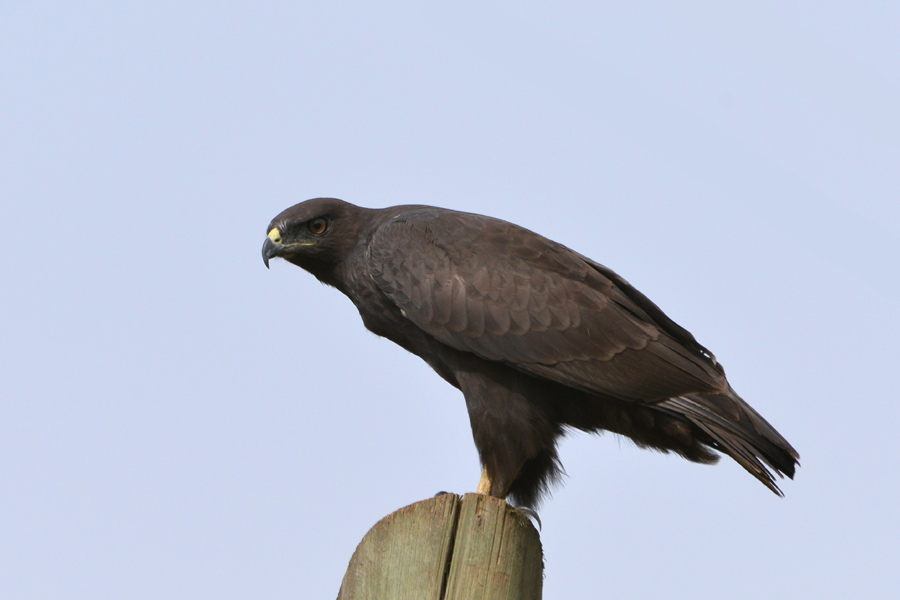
[337,493,543,599]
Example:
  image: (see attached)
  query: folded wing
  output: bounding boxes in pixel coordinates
[366,208,727,402]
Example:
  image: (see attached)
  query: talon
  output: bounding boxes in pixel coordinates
[514,506,542,530]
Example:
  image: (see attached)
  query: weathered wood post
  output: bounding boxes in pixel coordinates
[337,493,543,599]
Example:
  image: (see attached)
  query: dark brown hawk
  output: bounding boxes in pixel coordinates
[262,198,799,507]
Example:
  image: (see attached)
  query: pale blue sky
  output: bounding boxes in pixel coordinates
[2,3,898,599]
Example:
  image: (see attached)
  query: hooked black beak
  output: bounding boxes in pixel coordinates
[262,237,280,269]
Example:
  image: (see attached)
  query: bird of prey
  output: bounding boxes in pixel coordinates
[262,198,798,507]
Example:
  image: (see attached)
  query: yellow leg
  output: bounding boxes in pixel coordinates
[476,467,493,495]
[475,467,539,527]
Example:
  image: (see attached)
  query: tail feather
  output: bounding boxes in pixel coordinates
[657,388,799,495]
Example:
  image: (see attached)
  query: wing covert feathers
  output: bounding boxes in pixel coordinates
[366,210,727,402]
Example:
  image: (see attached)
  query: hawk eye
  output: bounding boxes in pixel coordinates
[309,218,327,235]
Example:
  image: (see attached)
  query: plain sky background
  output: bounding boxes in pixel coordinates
[2,2,899,599]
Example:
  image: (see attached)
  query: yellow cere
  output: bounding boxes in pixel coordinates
[267,228,282,244]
